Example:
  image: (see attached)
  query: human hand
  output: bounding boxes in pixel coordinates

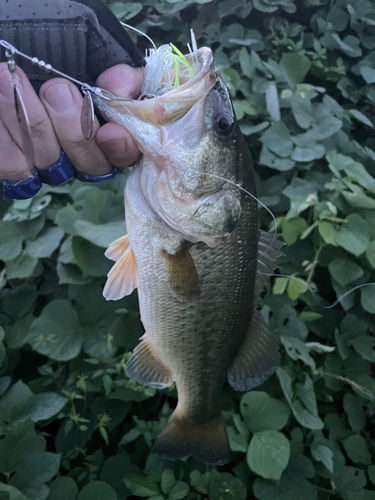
[0,62,144,185]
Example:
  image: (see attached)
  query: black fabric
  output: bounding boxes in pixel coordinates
[0,0,144,92]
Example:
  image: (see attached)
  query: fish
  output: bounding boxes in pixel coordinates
[92,37,283,465]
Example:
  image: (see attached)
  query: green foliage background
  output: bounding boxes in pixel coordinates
[1,0,375,498]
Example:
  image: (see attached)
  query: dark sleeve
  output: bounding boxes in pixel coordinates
[0,0,145,91]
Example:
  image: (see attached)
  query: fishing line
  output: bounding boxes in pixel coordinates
[321,282,375,309]
[188,168,279,269]
[257,271,375,310]
[120,22,157,52]
[193,171,375,311]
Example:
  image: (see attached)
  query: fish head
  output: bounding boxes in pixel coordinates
[93,46,254,247]
[157,75,246,246]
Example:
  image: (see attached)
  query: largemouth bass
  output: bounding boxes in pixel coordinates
[93,39,283,465]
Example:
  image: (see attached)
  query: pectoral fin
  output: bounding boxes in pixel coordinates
[105,234,130,262]
[103,246,137,301]
[162,246,200,298]
[126,336,173,389]
[227,309,280,391]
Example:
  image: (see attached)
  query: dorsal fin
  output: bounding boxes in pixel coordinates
[105,234,130,262]
[254,230,284,301]
[103,246,138,301]
[227,309,280,391]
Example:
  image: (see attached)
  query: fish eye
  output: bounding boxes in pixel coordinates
[141,93,155,100]
[214,113,235,138]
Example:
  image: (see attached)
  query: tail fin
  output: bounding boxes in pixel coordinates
[152,411,230,465]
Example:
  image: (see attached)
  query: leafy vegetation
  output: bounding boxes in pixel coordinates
[1,0,375,498]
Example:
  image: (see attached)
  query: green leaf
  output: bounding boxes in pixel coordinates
[361,286,375,314]
[26,300,84,361]
[253,472,317,500]
[290,94,312,129]
[368,465,375,486]
[360,66,375,84]
[3,285,37,320]
[311,442,333,472]
[247,430,290,480]
[299,312,322,322]
[124,474,160,497]
[273,277,288,295]
[0,381,32,422]
[10,452,60,500]
[335,229,368,257]
[6,252,38,280]
[0,421,45,474]
[11,393,68,424]
[266,82,280,121]
[291,144,325,162]
[47,477,78,500]
[280,53,311,87]
[351,336,375,362]
[328,259,364,286]
[286,278,308,301]
[342,435,371,465]
[318,221,337,246]
[0,341,5,369]
[0,221,23,261]
[161,469,175,495]
[226,424,248,453]
[326,152,375,190]
[73,220,127,248]
[77,481,117,500]
[110,1,142,20]
[277,368,324,430]
[366,240,375,269]
[240,391,290,432]
[208,472,247,500]
[281,217,307,245]
[0,484,28,500]
[349,109,373,128]
[189,470,209,495]
[281,337,315,368]
[343,394,366,432]
[72,237,111,277]
[260,122,293,158]
[26,227,64,258]
[342,190,375,209]
[169,481,190,500]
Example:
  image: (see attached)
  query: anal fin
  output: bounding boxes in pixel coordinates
[103,245,138,301]
[162,245,200,298]
[228,309,280,391]
[126,336,173,389]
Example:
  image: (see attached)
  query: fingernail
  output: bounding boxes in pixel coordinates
[43,83,73,112]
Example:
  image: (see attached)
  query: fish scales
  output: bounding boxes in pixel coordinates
[94,42,282,465]
[126,150,257,416]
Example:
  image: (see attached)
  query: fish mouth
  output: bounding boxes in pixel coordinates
[93,47,217,127]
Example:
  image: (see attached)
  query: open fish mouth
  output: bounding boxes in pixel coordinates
[92,37,218,128]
